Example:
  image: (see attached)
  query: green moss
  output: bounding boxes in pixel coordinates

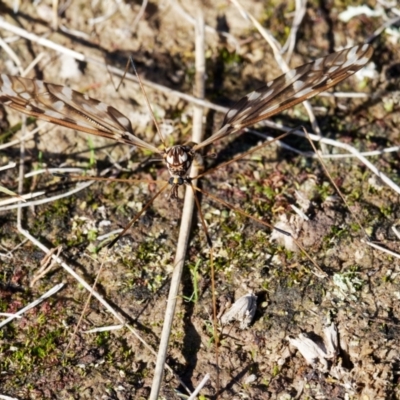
[1,324,65,375]
[271,364,280,377]
[380,206,392,218]
[218,47,243,66]
[96,331,110,347]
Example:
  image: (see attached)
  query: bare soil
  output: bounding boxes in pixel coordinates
[0,1,399,399]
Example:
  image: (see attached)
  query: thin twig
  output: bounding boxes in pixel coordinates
[0,284,64,328]
[249,129,400,159]
[169,0,240,51]
[257,121,400,195]
[366,14,400,43]
[21,52,47,77]
[361,239,400,259]
[84,324,124,333]
[392,225,400,240]
[0,181,94,211]
[0,123,52,151]
[131,0,149,31]
[188,374,211,400]
[149,12,206,400]
[14,217,189,388]
[0,35,23,75]
[281,0,307,62]
[0,19,226,113]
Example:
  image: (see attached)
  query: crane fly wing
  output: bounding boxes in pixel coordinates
[0,44,374,155]
[0,74,160,154]
[193,44,373,151]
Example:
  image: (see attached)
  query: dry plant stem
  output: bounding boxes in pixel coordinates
[150,14,206,400]
[16,193,123,324]
[51,0,59,31]
[30,245,62,286]
[88,1,120,25]
[251,126,399,164]
[0,181,94,211]
[130,60,166,144]
[0,32,44,77]
[58,24,91,40]
[131,0,149,31]
[188,374,210,400]
[361,239,400,259]
[258,122,400,195]
[24,167,86,177]
[168,0,240,50]
[0,238,28,259]
[84,324,124,333]
[0,162,16,172]
[1,153,159,211]
[16,116,26,226]
[392,225,400,240]
[0,394,19,400]
[0,35,23,74]
[0,283,64,328]
[314,147,400,158]
[229,0,326,154]
[0,187,24,201]
[13,228,190,390]
[320,92,369,98]
[0,122,51,151]
[13,0,20,13]
[0,313,21,318]
[366,15,400,43]
[22,52,47,77]
[0,19,226,113]
[96,229,123,241]
[282,0,307,62]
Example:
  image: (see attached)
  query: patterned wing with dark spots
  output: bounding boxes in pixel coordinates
[193,44,373,151]
[0,44,373,155]
[0,74,160,153]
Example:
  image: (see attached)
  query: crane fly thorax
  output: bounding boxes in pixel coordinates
[164,145,194,178]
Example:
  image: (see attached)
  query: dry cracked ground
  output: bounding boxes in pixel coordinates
[0,1,399,399]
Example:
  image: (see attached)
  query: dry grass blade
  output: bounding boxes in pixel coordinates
[0,283,64,328]
[0,18,228,113]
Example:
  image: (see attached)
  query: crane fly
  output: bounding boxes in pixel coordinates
[0,44,373,205]
[0,43,374,396]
